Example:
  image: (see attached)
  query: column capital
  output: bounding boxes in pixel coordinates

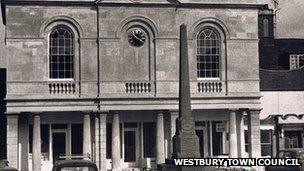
[249,108,262,112]
[82,110,95,114]
[92,110,109,117]
[32,112,41,116]
[228,108,239,112]
[169,110,179,115]
[157,110,166,115]
[5,112,20,115]
[249,109,262,115]
[96,110,109,114]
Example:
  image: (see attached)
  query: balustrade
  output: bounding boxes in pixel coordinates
[197,81,223,93]
[125,82,152,93]
[49,82,76,94]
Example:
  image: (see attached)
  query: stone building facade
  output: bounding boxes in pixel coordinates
[2,0,266,170]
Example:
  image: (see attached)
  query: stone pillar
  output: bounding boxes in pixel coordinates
[272,131,277,158]
[19,114,29,171]
[99,113,107,171]
[229,109,238,158]
[112,113,121,171]
[83,113,92,159]
[156,111,165,165]
[94,112,107,171]
[279,127,285,151]
[236,111,246,158]
[32,114,41,171]
[168,111,178,158]
[248,109,261,158]
[6,114,19,169]
[94,114,100,169]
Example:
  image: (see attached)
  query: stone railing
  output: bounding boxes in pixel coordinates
[49,82,76,94]
[125,81,153,93]
[197,80,224,93]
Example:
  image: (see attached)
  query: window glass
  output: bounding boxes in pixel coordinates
[260,130,272,156]
[49,26,74,79]
[197,28,220,79]
[245,130,248,152]
[263,19,269,37]
[261,130,271,143]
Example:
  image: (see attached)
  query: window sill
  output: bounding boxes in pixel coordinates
[48,79,75,82]
[197,78,221,81]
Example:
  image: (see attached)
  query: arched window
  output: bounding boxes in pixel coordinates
[197,28,220,78]
[263,19,269,37]
[49,26,74,79]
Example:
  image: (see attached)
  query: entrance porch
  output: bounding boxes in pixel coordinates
[6,109,261,171]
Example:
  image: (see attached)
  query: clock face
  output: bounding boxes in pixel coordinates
[128,29,146,47]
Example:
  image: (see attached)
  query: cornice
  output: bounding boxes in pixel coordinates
[3,0,266,10]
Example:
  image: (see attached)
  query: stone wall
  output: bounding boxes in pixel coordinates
[3,2,262,112]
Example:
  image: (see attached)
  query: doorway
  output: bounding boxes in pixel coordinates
[124,130,136,162]
[52,132,67,161]
[123,123,139,167]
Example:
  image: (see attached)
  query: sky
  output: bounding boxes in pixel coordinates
[275,0,304,38]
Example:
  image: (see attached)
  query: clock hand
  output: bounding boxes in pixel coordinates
[132,33,144,43]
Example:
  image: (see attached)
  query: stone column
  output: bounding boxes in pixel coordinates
[156,111,165,165]
[99,113,107,171]
[19,114,29,171]
[229,109,238,158]
[94,112,107,171]
[94,114,100,169]
[236,111,246,158]
[168,111,178,158]
[32,114,41,171]
[83,113,91,159]
[6,114,19,169]
[248,109,261,158]
[112,113,121,171]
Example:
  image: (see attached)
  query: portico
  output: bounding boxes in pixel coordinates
[5,108,261,171]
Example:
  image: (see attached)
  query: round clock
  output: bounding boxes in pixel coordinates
[128,29,146,47]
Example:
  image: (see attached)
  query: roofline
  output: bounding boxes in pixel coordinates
[2,0,267,9]
[0,0,267,25]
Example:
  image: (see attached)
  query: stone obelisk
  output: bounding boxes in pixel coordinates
[173,24,200,158]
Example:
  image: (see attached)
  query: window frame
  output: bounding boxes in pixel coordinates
[289,54,304,70]
[48,25,75,80]
[196,26,224,81]
[260,129,272,156]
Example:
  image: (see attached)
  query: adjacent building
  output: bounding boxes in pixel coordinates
[258,7,304,157]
